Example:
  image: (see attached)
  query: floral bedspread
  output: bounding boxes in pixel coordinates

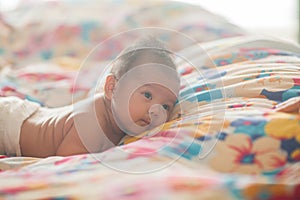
[0,0,299,199]
[0,36,299,199]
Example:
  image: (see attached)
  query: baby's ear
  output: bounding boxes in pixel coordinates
[104,74,116,100]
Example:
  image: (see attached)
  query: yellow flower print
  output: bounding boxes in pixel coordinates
[121,120,179,145]
[210,134,287,174]
[265,117,300,142]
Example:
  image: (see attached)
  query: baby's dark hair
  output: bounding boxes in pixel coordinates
[110,36,177,79]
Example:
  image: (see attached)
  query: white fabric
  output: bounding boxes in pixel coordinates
[0,97,40,156]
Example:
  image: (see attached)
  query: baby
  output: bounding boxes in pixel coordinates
[0,37,180,157]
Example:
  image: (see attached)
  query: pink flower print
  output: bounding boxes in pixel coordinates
[210,134,287,174]
[54,157,74,165]
[125,146,158,160]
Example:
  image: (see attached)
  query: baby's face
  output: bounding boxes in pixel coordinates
[128,83,177,128]
[111,63,180,136]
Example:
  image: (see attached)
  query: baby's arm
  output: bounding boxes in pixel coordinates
[275,97,300,114]
[55,124,88,156]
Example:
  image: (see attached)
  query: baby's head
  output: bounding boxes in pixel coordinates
[104,36,180,136]
[110,36,177,80]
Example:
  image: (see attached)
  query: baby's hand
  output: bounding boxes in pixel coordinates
[275,97,300,114]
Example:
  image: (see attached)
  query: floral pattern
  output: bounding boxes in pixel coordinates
[210,134,287,174]
[0,0,299,199]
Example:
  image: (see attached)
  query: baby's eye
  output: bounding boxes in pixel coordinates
[162,104,170,111]
[144,92,152,100]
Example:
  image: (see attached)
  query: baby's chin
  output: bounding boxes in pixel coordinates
[136,120,150,127]
[123,124,151,136]
[137,120,165,130]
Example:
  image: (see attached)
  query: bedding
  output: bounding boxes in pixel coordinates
[0,0,245,67]
[0,0,299,199]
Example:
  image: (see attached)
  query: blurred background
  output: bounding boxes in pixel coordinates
[177,0,299,43]
[0,0,299,43]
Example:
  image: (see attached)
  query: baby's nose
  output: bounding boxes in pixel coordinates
[148,104,167,126]
[149,104,164,116]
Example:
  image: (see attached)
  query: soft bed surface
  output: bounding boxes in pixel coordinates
[0,1,299,199]
[1,36,299,200]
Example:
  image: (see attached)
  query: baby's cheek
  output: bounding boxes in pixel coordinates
[128,95,142,121]
[164,111,171,121]
[128,100,135,120]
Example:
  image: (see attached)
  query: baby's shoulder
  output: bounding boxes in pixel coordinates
[71,94,104,115]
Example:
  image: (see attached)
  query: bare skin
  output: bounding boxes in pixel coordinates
[20,94,124,157]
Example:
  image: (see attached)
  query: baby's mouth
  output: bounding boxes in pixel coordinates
[139,119,151,126]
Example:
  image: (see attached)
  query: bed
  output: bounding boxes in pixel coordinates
[0,0,299,199]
